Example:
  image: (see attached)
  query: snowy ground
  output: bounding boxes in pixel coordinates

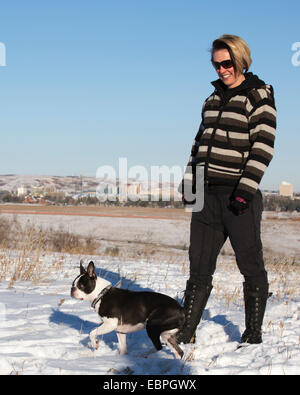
[0,210,300,375]
[1,209,300,257]
[0,249,299,375]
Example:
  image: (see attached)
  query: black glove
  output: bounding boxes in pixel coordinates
[228,196,249,216]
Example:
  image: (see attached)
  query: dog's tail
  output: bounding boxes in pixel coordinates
[177,306,185,331]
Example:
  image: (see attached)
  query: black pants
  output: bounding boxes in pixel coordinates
[189,186,267,287]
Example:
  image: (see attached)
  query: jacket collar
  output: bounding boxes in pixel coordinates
[211,72,266,101]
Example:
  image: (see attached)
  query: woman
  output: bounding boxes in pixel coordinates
[177,35,276,345]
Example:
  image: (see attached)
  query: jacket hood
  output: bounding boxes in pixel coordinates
[211,72,267,100]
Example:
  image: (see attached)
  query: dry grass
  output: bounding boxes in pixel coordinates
[0,216,98,255]
[0,244,64,287]
[1,215,299,295]
[0,216,99,285]
[264,251,300,300]
[0,215,189,286]
[211,251,300,308]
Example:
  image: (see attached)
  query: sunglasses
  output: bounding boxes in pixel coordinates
[212,59,234,70]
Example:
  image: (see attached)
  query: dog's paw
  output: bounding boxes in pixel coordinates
[89,338,99,350]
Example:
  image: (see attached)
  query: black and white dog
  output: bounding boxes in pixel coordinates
[71,261,185,359]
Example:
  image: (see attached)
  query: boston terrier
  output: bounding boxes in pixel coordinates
[71,261,185,359]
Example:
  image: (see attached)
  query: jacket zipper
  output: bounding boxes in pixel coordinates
[204,102,224,182]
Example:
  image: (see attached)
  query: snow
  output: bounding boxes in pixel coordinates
[0,249,299,375]
[0,209,300,375]
[1,210,300,256]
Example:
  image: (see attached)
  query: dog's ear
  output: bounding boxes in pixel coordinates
[80,260,86,275]
[87,261,96,279]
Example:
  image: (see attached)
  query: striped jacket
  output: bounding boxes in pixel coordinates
[187,72,276,201]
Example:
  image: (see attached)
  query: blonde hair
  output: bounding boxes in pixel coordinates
[211,34,252,74]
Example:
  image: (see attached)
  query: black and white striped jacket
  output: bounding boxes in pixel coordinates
[187,72,276,201]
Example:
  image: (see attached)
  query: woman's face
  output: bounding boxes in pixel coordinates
[212,48,245,88]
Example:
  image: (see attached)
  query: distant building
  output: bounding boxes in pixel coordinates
[279,181,293,198]
[17,186,28,196]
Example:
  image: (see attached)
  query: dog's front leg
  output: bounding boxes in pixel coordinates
[116,332,127,355]
[90,318,118,349]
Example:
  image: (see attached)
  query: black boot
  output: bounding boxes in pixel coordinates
[176,280,212,344]
[241,282,269,344]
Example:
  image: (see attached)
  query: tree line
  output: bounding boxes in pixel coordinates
[1,191,300,212]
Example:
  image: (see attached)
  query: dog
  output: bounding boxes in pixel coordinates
[71,261,185,359]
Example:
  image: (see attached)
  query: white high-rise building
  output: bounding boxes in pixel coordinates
[279,181,293,198]
[17,186,28,196]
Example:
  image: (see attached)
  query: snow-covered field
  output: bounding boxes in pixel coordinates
[0,212,300,375]
[1,208,300,257]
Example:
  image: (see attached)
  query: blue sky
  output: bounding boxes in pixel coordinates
[0,0,299,191]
